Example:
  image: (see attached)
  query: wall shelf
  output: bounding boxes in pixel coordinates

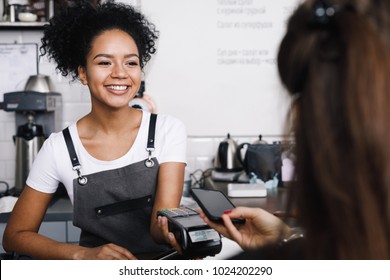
[0,21,47,30]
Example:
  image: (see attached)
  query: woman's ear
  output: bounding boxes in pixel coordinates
[78,66,88,85]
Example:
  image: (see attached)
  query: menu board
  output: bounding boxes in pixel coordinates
[140,0,300,136]
[0,43,38,102]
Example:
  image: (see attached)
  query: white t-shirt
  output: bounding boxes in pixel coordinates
[26,111,187,204]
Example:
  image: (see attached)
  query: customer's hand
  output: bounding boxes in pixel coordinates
[200,207,291,250]
[73,243,137,260]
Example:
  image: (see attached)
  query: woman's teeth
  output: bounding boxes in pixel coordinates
[107,85,128,90]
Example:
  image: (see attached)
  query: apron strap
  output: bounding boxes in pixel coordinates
[145,113,158,168]
[63,127,88,185]
[147,113,157,149]
[63,127,80,169]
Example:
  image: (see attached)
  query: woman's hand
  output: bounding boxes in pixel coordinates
[157,215,182,254]
[73,243,137,260]
[151,162,186,253]
[200,207,291,250]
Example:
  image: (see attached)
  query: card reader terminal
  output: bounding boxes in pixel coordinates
[157,207,222,258]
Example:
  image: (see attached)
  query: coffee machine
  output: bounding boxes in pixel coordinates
[1,75,62,195]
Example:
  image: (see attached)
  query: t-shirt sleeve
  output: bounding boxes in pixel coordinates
[158,116,187,164]
[26,133,62,193]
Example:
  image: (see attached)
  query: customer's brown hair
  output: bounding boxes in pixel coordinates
[278,0,390,259]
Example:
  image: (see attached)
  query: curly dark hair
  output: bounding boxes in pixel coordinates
[40,0,159,80]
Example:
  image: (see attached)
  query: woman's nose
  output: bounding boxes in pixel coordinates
[111,64,128,78]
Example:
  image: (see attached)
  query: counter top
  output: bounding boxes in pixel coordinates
[204,177,289,213]
[0,197,73,223]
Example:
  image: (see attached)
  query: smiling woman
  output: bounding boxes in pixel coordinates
[2,0,187,260]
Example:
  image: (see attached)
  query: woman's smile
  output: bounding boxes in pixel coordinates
[105,84,130,95]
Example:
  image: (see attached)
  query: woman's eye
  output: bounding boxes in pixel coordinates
[126,61,139,67]
[98,61,111,66]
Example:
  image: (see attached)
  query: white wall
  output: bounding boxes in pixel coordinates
[139,0,298,136]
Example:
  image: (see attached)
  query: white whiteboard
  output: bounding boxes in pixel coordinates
[0,43,38,101]
[139,0,300,136]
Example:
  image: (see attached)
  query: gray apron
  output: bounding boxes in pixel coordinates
[62,114,169,254]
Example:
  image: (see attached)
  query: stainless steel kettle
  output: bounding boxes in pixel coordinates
[14,115,45,196]
[214,133,243,172]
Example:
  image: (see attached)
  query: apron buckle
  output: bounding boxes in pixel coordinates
[145,148,155,168]
[73,165,88,185]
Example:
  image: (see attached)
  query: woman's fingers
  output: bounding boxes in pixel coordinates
[158,216,182,254]
[101,243,137,260]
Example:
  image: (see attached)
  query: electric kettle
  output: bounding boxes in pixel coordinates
[236,136,283,184]
[214,133,243,172]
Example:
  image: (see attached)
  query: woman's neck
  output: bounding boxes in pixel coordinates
[79,106,142,136]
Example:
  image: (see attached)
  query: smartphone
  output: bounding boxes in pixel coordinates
[191,188,245,224]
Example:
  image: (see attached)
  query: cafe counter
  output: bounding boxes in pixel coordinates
[203,177,290,213]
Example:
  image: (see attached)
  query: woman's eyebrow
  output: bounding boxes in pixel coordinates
[93,53,140,60]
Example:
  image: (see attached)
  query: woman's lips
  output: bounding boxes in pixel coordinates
[105,85,129,94]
